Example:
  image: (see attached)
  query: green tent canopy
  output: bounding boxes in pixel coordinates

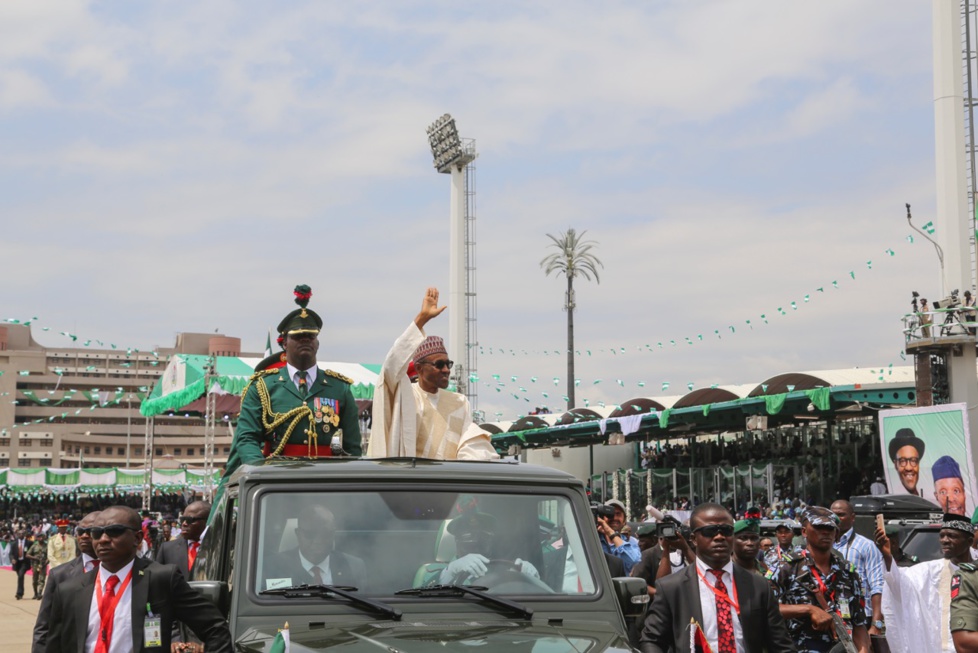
[139,354,379,417]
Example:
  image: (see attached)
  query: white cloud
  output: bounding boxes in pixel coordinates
[0,69,50,108]
[0,0,947,419]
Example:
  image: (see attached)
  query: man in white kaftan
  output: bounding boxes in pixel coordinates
[874,513,975,653]
[368,287,498,461]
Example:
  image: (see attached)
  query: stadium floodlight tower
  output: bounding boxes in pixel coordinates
[929,1,978,438]
[426,114,479,411]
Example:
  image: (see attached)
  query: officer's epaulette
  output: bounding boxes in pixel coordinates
[250,368,280,380]
[959,562,978,572]
[324,369,354,384]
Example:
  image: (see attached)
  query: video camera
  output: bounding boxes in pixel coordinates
[591,503,615,520]
[934,289,960,310]
[656,515,682,539]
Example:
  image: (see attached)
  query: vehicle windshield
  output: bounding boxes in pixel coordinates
[253,490,596,598]
[902,528,942,563]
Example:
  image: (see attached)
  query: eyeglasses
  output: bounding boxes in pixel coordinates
[75,527,92,536]
[179,516,206,524]
[896,457,920,468]
[420,360,454,370]
[296,529,331,539]
[693,524,735,538]
[90,525,139,539]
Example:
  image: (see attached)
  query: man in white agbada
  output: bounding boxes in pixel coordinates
[874,512,975,653]
[368,287,499,460]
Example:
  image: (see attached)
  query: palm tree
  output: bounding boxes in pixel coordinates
[541,228,603,410]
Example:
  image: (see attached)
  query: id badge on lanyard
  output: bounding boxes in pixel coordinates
[144,603,163,648]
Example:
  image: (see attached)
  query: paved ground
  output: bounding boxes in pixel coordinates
[0,567,42,652]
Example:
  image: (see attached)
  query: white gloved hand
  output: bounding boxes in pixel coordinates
[441,553,490,583]
[514,558,540,579]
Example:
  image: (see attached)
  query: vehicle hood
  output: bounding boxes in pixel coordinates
[235,618,634,653]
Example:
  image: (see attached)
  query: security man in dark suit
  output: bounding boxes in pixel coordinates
[639,502,795,653]
[10,527,31,600]
[33,511,101,653]
[220,285,362,492]
[155,501,209,579]
[46,505,232,653]
[262,504,366,590]
[155,501,210,649]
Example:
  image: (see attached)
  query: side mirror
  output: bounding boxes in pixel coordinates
[612,576,649,617]
[189,580,230,618]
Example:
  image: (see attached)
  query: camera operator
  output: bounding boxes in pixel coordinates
[630,516,694,595]
[965,290,977,336]
[919,297,932,338]
[595,499,641,574]
[652,517,694,582]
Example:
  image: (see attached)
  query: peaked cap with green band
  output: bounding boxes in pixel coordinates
[733,518,760,535]
[277,284,323,336]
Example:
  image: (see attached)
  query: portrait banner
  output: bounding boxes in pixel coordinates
[879,403,977,516]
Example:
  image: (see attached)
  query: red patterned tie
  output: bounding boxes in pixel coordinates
[711,569,736,653]
[188,542,199,570]
[94,575,120,653]
[311,566,323,584]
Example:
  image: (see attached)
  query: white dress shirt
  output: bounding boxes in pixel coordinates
[86,558,135,653]
[82,552,98,573]
[695,557,745,653]
[286,363,319,393]
[299,552,332,584]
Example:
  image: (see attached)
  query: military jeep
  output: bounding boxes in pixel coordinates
[191,458,647,652]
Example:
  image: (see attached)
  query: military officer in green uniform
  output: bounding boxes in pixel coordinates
[952,562,978,652]
[221,285,362,485]
[26,532,47,600]
[732,518,769,577]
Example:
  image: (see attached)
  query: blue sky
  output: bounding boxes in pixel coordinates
[0,1,945,419]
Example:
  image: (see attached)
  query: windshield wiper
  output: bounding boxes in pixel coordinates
[261,584,402,621]
[395,584,533,620]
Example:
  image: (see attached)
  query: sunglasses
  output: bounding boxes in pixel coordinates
[693,524,735,538]
[180,516,206,524]
[420,360,454,370]
[91,525,139,539]
[75,527,92,536]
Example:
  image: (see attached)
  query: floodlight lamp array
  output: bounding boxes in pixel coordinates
[427,113,463,171]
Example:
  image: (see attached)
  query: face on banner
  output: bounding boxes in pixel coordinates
[880,404,977,516]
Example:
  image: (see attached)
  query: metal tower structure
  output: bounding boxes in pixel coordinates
[926,0,978,461]
[426,114,479,412]
[462,140,480,416]
[203,356,217,500]
[141,416,154,510]
[962,0,978,286]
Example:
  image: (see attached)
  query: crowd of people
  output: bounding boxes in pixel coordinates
[625,427,885,516]
[599,497,978,653]
[16,501,221,652]
[12,285,972,653]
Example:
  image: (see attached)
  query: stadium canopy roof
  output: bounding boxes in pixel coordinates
[485,366,917,451]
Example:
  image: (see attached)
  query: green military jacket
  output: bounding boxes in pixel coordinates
[223,367,362,481]
[952,562,978,632]
[27,539,47,567]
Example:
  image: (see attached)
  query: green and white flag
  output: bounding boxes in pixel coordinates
[269,622,290,653]
[264,331,273,359]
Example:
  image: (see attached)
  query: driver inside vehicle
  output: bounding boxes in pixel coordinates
[434,510,540,585]
[263,504,366,590]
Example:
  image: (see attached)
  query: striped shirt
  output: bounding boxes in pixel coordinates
[835,527,885,616]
